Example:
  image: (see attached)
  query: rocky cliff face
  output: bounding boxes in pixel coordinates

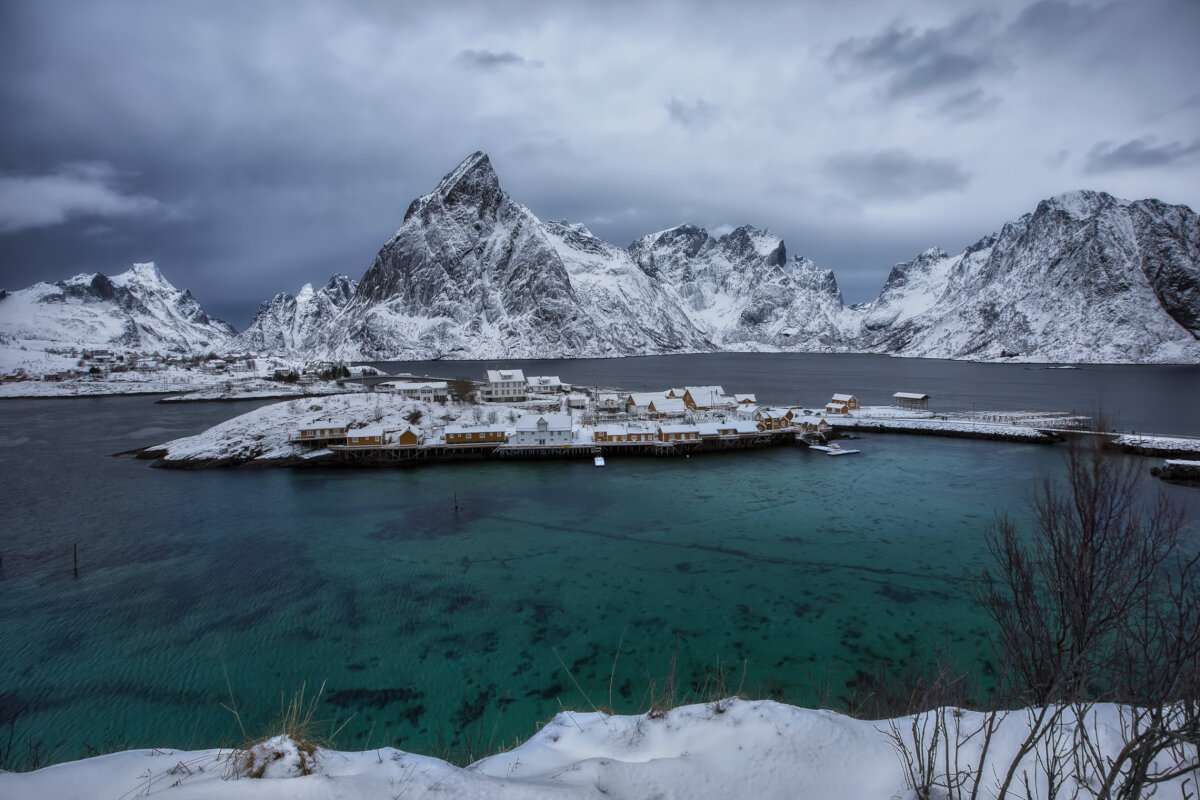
[266,156,1199,363]
[858,191,1200,363]
[232,275,356,355]
[17,155,1187,365]
[0,262,235,354]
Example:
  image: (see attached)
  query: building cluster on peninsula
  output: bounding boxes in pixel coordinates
[291,368,932,459]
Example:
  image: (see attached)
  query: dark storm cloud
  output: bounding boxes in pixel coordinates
[825,150,971,201]
[0,162,164,234]
[831,12,1002,98]
[458,49,543,69]
[665,98,719,131]
[1084,138,1200,174]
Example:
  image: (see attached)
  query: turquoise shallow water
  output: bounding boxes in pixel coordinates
[2,357,1199,765]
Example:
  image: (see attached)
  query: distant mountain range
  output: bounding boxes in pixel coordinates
[3,152,1198,364]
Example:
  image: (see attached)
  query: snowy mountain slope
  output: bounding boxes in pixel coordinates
[12,156,1197,365]
[0,262,235,356]
[323,152,616,360]
[541,220,712,353]
[231,274,356,355]
[628,224,857,351]
[860,191,1200,362]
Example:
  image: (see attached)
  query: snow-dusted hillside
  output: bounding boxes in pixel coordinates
[1,700,1191,800]
[859,191,1200,362]
[231,274,356,355]
[0,262,235,363]
[242,154,1198,364]
[8,156,1199,366]
[629,225,857,351]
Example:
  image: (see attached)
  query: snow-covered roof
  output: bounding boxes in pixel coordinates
[826,401,848,409]
[683,385,726,402]
[526,375,563,387]
[514,413,573,432]
[349,425,384,438]
[650,397,688,413]
[893,392,929,400]
[734,393,756,403]
[659,424,700,434]
[732,420,761,434]
[627,391,667,407]
[831,393,856,402]
[298,419,345,431]
[595,424,628,436]
[445,424,507,435]
[486,369,525,383]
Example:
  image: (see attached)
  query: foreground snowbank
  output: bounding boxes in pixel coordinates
[1,700,1188,799]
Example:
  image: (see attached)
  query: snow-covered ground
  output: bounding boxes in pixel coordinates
[1,700,1189,800]
[1114,434,1200,456]
[148,393,531,464]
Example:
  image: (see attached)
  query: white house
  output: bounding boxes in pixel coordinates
[481,369,527,402]
[526,375,569,394]
[380,381,448,402]
[511,414,574,446]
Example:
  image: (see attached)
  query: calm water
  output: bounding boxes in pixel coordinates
[1,354,1198,766]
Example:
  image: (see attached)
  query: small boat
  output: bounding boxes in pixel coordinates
[810,443,860,456]
[594,456,606,467]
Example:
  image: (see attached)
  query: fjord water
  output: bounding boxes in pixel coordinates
[1,355,1198,766]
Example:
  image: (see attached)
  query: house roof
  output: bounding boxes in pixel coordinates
[298,419,345,431]
[526,375,563,387]
[831,393,857,402]
[514,413,573,432]
[350,425,384,438]
[734,394,756,403]
[683,386,727,404]
[659,424,700,434]
[894,392,930,400]
[486,369,526,383]
[627,391,668,407]
[649,397,688,414]
[445,424,507,435]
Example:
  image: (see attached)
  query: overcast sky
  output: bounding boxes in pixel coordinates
[1,0,1198,326]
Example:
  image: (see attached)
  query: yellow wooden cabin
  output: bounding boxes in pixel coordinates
[346,426,385,446]
[829,393,858,410]
[658,424,701,442]
[444,424,507,445]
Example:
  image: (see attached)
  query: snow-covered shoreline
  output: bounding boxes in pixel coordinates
[1,699,1190,800]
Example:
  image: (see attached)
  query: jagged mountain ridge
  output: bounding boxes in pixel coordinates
[6,155,1199,365]
[286,153,1195,363]
[0,262,236,355]
[231,275,357,355]
[858,191,1200,363]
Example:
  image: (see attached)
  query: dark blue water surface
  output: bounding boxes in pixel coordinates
[1,354,1198,765]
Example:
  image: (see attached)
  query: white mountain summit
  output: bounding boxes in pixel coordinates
[0,262,235,356]
[5,156,1199,365]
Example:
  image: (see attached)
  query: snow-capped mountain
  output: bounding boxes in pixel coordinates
[291,152,1194,363]
[0,262,235,355]
[858,191,1200,362]
[10,155,1196,365]
[232,274,356,355]
[320,152,712,359]
[629,225,857,351]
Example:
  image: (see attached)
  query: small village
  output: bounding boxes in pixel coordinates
[286,367,982,465]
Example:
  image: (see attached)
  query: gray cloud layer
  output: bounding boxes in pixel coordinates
[1,0,1197,324]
